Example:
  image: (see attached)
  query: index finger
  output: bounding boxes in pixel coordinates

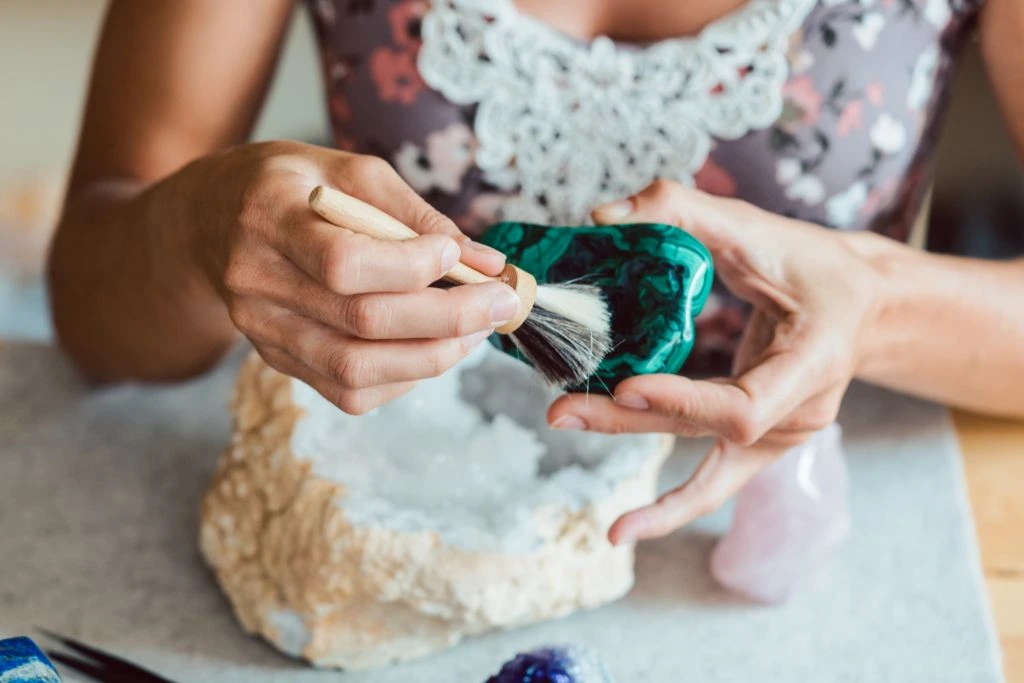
[323,156,507,276]
[612,349,817,446]
[276,217,461,295]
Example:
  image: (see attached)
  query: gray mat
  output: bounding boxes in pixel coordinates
[0,343,1002,682]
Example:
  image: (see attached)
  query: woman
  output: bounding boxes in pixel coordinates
[49,0,1024,546]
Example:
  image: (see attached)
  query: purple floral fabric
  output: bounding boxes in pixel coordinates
[308,0,985,376]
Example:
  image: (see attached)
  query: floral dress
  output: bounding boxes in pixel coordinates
[309,0,985,376]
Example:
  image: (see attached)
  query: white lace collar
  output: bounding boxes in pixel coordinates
[418,0,817,224]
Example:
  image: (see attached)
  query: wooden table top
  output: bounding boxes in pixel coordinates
[954,410,1024,683]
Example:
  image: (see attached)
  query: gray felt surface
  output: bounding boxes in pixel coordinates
[0,343,1003,682]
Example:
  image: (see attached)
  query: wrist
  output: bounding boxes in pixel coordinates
[838,230,919,384]
[143,155,227,304]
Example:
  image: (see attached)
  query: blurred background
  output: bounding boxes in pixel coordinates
[1,0,1022,341]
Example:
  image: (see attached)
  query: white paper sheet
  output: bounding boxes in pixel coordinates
[0,344,1003,683]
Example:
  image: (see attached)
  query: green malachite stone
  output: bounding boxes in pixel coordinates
[478,222,714,394]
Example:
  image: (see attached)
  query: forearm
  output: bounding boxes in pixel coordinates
[48,170,236,383]
[848,231,1024,418]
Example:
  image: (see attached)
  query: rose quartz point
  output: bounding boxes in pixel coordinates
[710,423,850,603]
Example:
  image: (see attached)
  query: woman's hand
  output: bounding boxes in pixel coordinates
[180,141,518,414]
[547,180,883,544]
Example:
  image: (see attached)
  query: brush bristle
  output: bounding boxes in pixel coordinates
[508,283,612,389]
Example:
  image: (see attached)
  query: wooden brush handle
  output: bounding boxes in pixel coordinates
[308,185,536,333]
[308,185,491,286]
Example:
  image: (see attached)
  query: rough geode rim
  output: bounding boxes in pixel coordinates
[200,352,674,670]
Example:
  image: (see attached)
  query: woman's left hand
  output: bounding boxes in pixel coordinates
[548,180,883,545]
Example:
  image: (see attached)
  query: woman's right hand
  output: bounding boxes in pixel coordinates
[180,141,518,414]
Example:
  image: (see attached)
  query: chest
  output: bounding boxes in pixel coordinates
[312,0,969,235]
[513,0,749,43]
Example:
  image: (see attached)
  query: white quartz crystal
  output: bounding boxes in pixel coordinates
[200,345,672,670]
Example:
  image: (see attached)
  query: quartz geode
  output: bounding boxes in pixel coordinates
[200,345,672,669]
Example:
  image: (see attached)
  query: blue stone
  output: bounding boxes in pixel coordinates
[0,637,61,682]
[487,645,614,683]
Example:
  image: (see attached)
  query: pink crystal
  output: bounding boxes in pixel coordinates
[710,423,850,603]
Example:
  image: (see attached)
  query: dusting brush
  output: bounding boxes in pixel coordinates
[309,185,611,389]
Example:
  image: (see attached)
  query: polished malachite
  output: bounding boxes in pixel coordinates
[479,222,714,394]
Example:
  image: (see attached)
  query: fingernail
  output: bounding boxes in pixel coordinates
[594,198,634,223]
[616,392,650,410]
[460,329,492,350]
[440,241,461,274]
[462,239,506,260]
[491,286,520,325]
[551,415,587,431]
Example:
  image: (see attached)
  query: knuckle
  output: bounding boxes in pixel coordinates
[340,356,374,390]
[343,296,390,338]
[604,421,630,435]
[321,239,360,293]
[591,416,629,435]
[670,421,706,438]
[422,347,449,379]
[222,252,265,297]
[236,177,276,237]
[252,140,299,159]
[661,394,695,421]
[222,260,249,295]
[226,301,258,334]
[446,301,477,337]
[407,237,446,284]
[641,387,693,422]
[334,390,372,416]
[725,409,763,446]
[354,155,394,184]
[256,347,293,377]
[416,208,456,236]
[254,345,282,369]
[323,349,367,390]
[647,178,675,201]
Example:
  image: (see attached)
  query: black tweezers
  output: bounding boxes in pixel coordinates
[36,628,177,683]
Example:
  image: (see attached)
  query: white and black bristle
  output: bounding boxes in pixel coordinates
[508,282,612,390]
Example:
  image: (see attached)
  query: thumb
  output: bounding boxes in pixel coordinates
[591,180,742,253]
[595,181,800,312]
